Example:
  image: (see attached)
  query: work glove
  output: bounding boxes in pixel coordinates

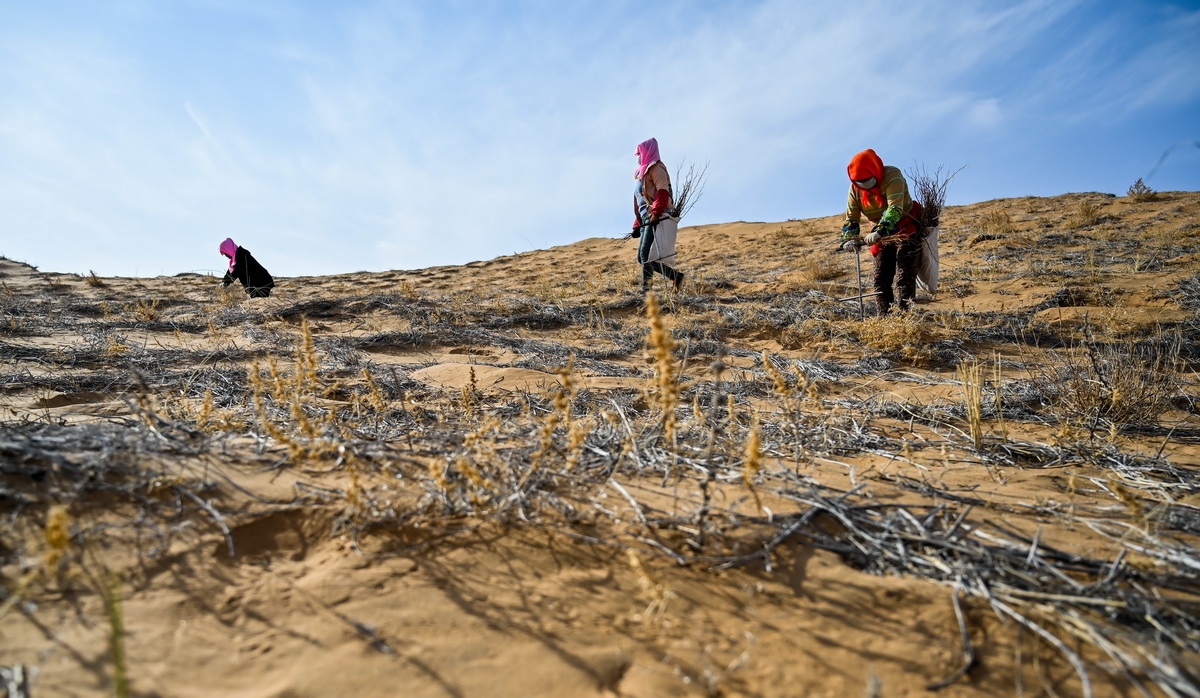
[839,237,861,251]
[840,223,860,242]
[865,218,896,244]
[629,227,641,239]
[877,209,901,234]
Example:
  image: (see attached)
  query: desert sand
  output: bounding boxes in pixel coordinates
[1,190,1198,697]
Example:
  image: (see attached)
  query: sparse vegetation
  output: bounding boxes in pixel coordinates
[851,311,963,367]
[970,210,1013,244]
[1069,199,1105,228]
[798,255,843,283]
[1127,177,1157,203]
[1,191,1198,697]
[1037,336,1182,432]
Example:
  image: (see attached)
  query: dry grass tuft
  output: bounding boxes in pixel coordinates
[957,362,984,450]
[852,313,959,366]
[1037,338,1181,431]
[131,299,160,322]
[798,255,843,283]
[42,504,73,576]
[978,210,1014,237]
[103,333,130,357]
[1069,200,1105,228]
[645,292,679,443]
[627,549,674,627]
[396,280,419,299]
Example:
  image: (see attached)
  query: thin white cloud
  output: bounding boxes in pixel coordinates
[0,0,1195,277]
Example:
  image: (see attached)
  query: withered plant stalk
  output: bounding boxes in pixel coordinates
[957,361,985,450]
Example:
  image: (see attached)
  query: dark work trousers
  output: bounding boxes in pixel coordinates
[637,223,680,287]
[873,232,924,313]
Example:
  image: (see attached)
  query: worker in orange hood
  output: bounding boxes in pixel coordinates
[839,149,926,314]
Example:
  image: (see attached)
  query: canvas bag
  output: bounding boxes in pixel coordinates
[916,227,940,294]
[642,216,679,264]
[635,172,679,264]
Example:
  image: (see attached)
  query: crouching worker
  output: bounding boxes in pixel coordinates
[219,238,274,298]
[839,149,925,314]
[631,137,684,292]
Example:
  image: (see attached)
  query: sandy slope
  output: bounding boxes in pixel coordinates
[2,191,1199,697]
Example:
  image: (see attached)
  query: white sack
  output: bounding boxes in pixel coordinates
[916,227,940,294]
[645,216,679,264]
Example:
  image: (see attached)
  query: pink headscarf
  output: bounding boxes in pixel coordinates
[219,238,238,271]
[634,138,661,179]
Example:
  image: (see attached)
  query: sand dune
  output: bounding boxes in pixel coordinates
[2,191,1199,696]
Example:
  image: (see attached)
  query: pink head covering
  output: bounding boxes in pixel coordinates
[219,238,238,271]
[634,138,661,179]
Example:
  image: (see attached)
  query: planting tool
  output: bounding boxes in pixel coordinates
[837,291,881,302]
[840,239,867,320]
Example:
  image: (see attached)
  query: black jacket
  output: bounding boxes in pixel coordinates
[222,246,274,297]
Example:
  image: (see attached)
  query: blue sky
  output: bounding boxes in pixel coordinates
[1,0,1198,278]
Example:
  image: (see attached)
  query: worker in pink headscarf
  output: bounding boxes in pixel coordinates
[219,238,274,298]
[630,137,684,292]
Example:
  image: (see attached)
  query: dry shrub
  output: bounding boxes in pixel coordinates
[687,274,734,295]
[799,255,843,283]
[969,210,1014,245]
[1069,200,1104,229]
[103,334,130,357]
[779,318,838,351]
[1126,178,1157,203]
[214,285,242,308]
[85,271,106,288]
[247,320,345,466]
[852,313,958,366]
[396,280,419,299]
[772,220,817,244]
[1037,339,1181,429]
[979,210,1014,236]
[131,299,159,322]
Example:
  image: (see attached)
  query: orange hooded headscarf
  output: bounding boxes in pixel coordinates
[847,149,886,208]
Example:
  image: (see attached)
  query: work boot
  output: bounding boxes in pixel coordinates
[673,272,685,292]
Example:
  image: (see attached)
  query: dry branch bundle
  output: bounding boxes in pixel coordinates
[906,163,964,228]
[672,159,709,221]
